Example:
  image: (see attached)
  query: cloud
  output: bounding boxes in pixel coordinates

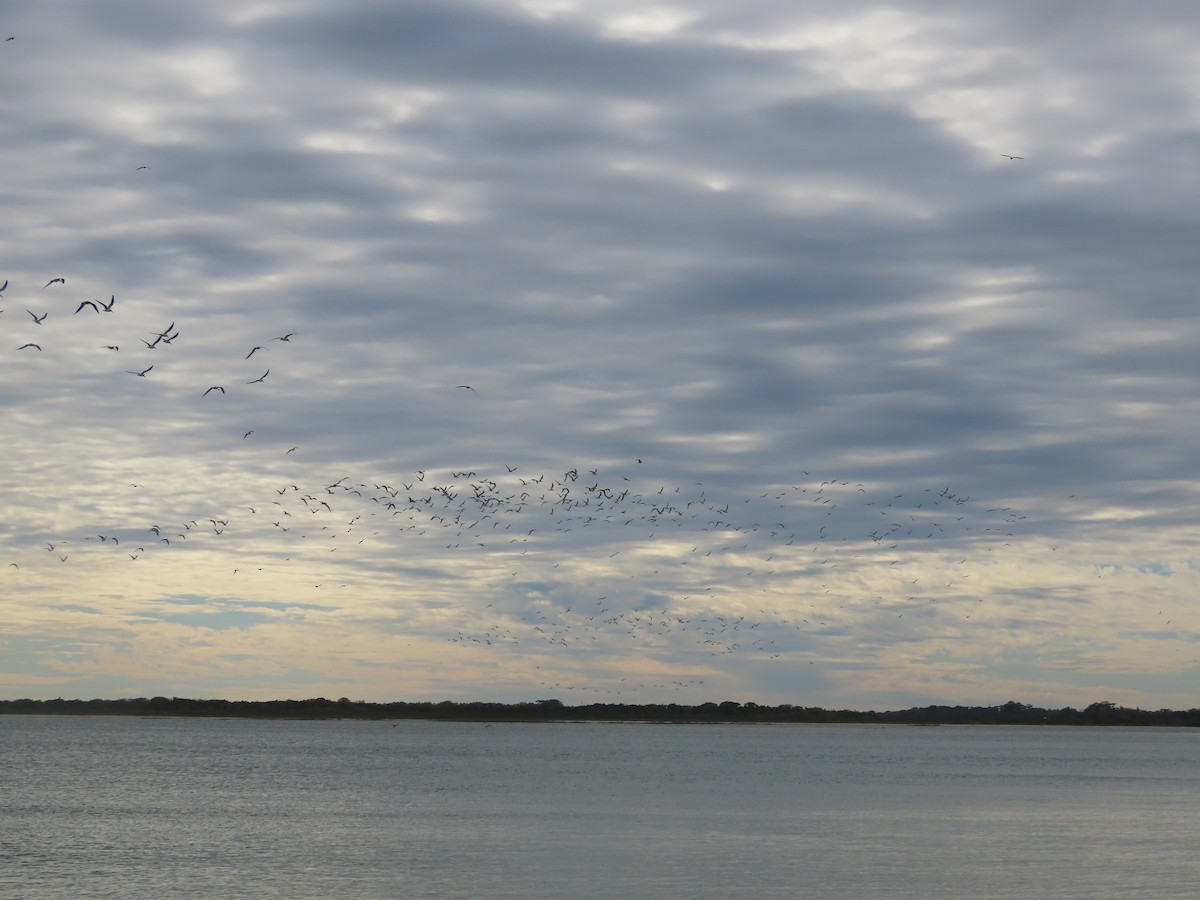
[3,1,1199,708]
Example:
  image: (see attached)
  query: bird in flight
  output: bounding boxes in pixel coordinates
[245,346,267,359]
[17,343,41,351]
[456,385,476,392]
[0,279,7,293]
[44,277,65,287]
[75,300,100,314]
[203,386,225,396]
[1000,154,1024,160]
[136,166,148,171]
[27,310,47,324]
[145,322,176,347]
[272,333,295,342]
[127,365,153,377]
[247,370,269,384]
[100,295,115,312]
[243,430,254,440]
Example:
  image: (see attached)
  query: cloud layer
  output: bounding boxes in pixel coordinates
[2,1,1198,708]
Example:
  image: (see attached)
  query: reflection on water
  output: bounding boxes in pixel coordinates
[1,717,1196,899]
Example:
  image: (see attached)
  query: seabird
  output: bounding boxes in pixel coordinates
[27,310,47,324]
[246,369,269,384]
[127,365,153,377]
[203,386,225,396]
[75,300,100,314]
[44,278,65,287]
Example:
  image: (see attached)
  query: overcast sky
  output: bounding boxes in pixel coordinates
[3,0,1198,709]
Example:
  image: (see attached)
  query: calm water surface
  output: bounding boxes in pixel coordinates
[1,716,1196,898]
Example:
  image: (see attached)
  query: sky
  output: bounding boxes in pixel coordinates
[2,0,1198,710]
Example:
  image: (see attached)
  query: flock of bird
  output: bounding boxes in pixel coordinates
[0,74,1033,696]
[3,275,294,393]
[3,284,1029,693]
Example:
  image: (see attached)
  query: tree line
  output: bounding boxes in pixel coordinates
[1,696,1197,725]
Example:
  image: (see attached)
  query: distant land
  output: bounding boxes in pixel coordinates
[1,697,1197,726]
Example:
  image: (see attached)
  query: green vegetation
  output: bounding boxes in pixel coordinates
[0,696,1196,725]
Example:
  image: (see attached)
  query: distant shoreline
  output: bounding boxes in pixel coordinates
[2,697,1197,726]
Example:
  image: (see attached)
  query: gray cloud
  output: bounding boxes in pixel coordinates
[3,1,1199,709]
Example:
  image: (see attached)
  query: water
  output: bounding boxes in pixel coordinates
[1,716,1196,898]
